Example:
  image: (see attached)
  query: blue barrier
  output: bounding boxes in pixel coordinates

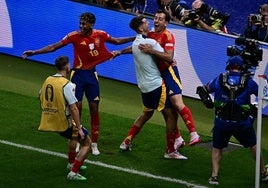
[1,0,267,107]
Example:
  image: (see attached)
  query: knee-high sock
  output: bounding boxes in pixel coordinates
[166,133,176,153]
[124,124,141,144]
[72,159,83,173]
[179,106,196,133]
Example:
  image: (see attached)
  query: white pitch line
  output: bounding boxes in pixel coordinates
[0,139,208,188]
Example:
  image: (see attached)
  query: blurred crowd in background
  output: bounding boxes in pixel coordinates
[80,0,268,43]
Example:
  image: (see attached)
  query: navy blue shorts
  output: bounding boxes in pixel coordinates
[70,69,100,103]
[59,126,89,141]
[161,66,182,96]
[212,117,256,149]
[141,83,171,112]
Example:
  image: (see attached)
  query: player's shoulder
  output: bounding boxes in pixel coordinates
[67,31,79,37]
[163,29,174,38]
[92,29,108,35]
[145,37,156,44]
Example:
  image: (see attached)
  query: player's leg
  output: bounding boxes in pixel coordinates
[120,110,154,151]
[70,69,85,154]
[162,108,187,160]
[209,147,222,185]
[84,70,101,155]
[60,126,90,181]
[163,66,200,146]
[169,94,200,145]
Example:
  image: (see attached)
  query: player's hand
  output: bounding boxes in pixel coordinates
[172,59,177,66]
[78,128,85,140]
[111,50,121,59]
[138,44,153,53]
[22,50,35,59]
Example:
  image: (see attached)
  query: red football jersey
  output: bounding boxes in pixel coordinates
[148,29,175,71]
[61,29,114,69]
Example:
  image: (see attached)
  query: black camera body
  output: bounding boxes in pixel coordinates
[199,3,230,24]
[227,37,263,68]
[168,1,186,18]
[250,14,263,23]
[188,10,199,20]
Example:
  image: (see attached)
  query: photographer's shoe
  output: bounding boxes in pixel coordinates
[208,176,219,185]
[262,165,268,182]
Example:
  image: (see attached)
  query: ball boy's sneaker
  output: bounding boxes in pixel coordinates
[67,171,87,181]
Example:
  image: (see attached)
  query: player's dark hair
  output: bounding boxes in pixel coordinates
[55,56,69,71]
[156,9,171,22]
[129,15,145,32]
[80,12,96,24]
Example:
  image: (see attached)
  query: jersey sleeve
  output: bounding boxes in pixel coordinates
[63,82,78,105]
[97,30,112,41]
[61,31,77,45]
[163,31,175,51]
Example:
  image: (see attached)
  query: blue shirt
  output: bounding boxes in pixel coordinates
[208,71,258,106]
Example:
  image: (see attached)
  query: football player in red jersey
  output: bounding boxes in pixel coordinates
[140,10,200,147]
[22,12,135,156]
[120,10,200,148]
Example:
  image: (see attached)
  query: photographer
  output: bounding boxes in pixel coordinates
[197,56,268,185]
[244,4,268,43]
[183,0,229,33]
[157,0,191,24]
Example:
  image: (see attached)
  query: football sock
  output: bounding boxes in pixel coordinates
[72,159,83,173]
[125,124,141,144]
[179,106,196,133]
[166,133,175,153]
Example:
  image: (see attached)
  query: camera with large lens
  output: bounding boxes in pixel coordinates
[188,9,199,20]
[227,37,263,68]
[169,2,186,18]
[200,3,230,25]
[250,14,263,23]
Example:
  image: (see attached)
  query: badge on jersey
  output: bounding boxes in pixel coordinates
[89,43,94,50]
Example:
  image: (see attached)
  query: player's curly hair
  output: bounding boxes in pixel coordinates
[79,12,96,24]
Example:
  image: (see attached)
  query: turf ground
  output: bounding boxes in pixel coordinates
[0,53,268,187]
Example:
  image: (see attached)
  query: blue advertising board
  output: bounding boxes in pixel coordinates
[1,0,268,108]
